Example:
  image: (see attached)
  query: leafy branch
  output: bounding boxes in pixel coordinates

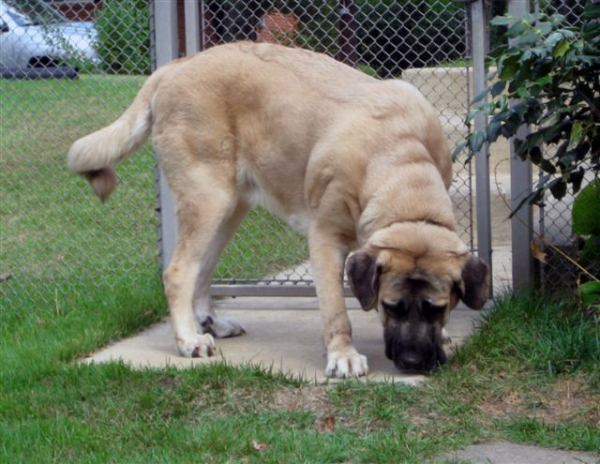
[454,1,600,210]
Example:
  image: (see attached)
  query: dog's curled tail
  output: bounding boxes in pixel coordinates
[67,66,167,201]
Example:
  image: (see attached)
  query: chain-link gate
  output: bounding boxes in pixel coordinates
[168,0,479,296]
[1,0,479,308]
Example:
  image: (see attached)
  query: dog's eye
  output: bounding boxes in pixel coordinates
[422,300,447,316]
[382,301,407,317]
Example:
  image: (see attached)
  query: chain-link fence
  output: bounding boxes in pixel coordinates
[1,0,156,310]
[533,0,592,290]
[2,0,489,308]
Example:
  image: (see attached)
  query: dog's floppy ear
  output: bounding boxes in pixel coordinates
[346,250,382,311]
[457,254,490,310]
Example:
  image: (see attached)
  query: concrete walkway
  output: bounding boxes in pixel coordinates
[435,442,599,464]
[83,296,485,384]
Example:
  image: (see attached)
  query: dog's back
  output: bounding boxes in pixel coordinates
[69,42,451,214]
[151,43,451,225]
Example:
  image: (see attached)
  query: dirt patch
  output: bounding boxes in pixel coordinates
[273,385,331,413]
[272,386,361,433]
[478,376,600,427]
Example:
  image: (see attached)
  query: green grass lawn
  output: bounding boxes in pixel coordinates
[1,292,598,463]
[0,75,598,463]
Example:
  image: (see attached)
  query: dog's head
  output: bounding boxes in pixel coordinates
[346,222,490,374]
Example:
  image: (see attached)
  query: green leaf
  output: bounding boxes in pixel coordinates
[507,20,528,38]
[490,15,514,26]
[528,146,543,164]
[573,180,600,235]
[535,75,553,87]
[490,112,510,124]
[547,126,568,146]
[514,29,543,46]
[527,47,548,60]
[554,40,571,58]
[549,178,567,200]
[568,120,584,151]
[524,131,545,150]
[544,31,564,49]
[583,22,600,43]
[540,159,557,174]
[584,2,600,22]
[501,112,522,138]
[510,188,545,217]
[517,86,530,100]
[469,130,487,153]
[486,121,502,141]
[452,140,468,161]
[569,167,585,194]
[580,236,600,268]
[535,21,554,36]
[580,281,600,307]
[473,88,489,103]
[498,54,520,81]
[490,80,506,97]
[523,100,543,124]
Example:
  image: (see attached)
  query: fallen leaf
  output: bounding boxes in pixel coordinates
[323,414,336,432]
[251,440,269,452]
[530,240,546,264]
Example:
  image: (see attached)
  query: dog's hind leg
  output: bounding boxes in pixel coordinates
[192,202,250,339]
[160,155,244,358]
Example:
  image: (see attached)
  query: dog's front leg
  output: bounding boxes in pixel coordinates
[309,226,368,378]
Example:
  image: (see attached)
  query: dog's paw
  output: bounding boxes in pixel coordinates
[199,315,246,338]
[441,328,452,345]
[177,333,216,358]
[325,347,369,378]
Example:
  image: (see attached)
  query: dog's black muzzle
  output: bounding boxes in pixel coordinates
[384,329,447,374]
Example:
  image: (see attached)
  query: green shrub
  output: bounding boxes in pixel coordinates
[456,1,600,300]
[457,2,600,208]
[573,180,600,271]
[95,0,151,75]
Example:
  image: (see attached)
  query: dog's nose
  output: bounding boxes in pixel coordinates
[398,351,426,372]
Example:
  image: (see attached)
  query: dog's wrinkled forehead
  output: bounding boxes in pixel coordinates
[370,224,468,282]
[378,266,454,307]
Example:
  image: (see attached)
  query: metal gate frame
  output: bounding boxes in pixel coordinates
[151,0,506,297]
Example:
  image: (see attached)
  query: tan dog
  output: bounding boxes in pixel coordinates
[68,42,489,378]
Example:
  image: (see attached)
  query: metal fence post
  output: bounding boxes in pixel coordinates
[152,0,179,272]
[468,0,493,291]
[508,0,534,291]
[336,0,359,67]
[184,0,202,55]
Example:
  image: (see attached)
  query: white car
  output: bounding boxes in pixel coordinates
[0,0,98,69]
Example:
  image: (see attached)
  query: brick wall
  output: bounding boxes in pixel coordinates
[48,1,102,21]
